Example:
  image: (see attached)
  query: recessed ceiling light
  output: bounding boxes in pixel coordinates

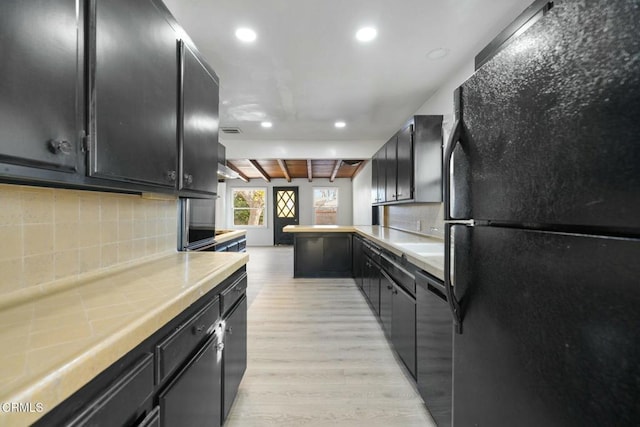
[235,27,257,43]
[356,27,377,42]
[334,121,346,128]
[426,48,450,60]
[261,121,272,128]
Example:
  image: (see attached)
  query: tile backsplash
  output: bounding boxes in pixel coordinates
[0,184,178,296]
[384,203,445,239]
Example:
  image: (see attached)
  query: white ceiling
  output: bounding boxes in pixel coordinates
[163,0,533,151]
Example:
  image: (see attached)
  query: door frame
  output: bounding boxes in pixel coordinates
[273,186,299,245]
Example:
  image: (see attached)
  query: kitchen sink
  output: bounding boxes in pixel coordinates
[395,242,444,256]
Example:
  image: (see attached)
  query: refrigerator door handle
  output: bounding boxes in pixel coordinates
[444,118,464,333]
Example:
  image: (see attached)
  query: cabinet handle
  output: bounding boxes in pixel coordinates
[234,287,242,293]
[166,170,177,182]
[184,173,193,185]
[216,342,225,352]
[387,285,393,290]
[48,140,72,155]
[396,193,402,197]
[192,324,206,335]
[226,327,233,335]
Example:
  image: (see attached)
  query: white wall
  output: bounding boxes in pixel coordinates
[351,160,372,225]
[223,177,353,246]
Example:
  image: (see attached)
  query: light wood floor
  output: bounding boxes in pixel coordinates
[224,246,436,427]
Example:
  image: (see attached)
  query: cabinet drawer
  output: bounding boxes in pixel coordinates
[156,299,220,384]
[381,253,415,295]
[220,274,247,315]
[67,354,154,426]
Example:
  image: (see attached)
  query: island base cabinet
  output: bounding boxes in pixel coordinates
[222,296,248,422]
[159,333,222,427]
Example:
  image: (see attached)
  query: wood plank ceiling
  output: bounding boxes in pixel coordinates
[226,159,367,182]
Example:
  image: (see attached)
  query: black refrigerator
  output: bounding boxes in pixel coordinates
[443,1,640,426]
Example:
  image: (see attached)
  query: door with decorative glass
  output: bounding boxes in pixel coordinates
[273,186,299,245]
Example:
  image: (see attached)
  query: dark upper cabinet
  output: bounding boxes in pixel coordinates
[395,123,413,202]
[371,146,386,204]
[90,0,178,188]
[0,0,83,175]
[372,115,443,205]
[180,43,219,194]
[385,135,398,202]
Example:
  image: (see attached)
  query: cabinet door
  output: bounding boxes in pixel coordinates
[180,43,219,194]
[160,333,222,427]
[396,124,413,201]
[379,270,394,338]
[0,0,82,173]
[385,136,398,202]
[392,284,416,377]
[91,0,178,187]
[223,297,247,423]
[372,147,386,203]
[369,261,381,315]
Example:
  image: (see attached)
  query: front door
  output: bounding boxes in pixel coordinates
[273,186,299,245]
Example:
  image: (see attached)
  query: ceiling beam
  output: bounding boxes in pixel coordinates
[307,160,313,182]
[351,159,368,181]
[330,160,342,182]
[277,159,291,182]
[249,160,271,182]
[226,162,250,183]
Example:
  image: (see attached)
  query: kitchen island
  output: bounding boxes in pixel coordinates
[283,225,444,280]
[0,251,248,426]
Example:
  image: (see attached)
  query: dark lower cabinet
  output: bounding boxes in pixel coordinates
[67,354,154,426]
[293,233,352,278]
[33,267,248,427]
[379,270,394,338]
[222,296,247,422]
[391,282,417,378]
[352,235,364,288]
[416,270,452,427]
[159,333,222,427]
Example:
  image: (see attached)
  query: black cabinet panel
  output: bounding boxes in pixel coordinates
[180,43,218,194]
[416,271,452,427]
[91,0,178,187]
[222,296,247,422]
[0,0,82,173]
[372,147,386,203]
[67,354,154,426]
[396,124,413,202]
[385,136,398,202]
[293,233,352,278]
[155,300,219,384]
[379,270,393,337]
[392,283,416,377]
[160,334,222,427]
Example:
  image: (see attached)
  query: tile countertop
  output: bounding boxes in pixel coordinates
[283,225,444,281]
[0,251,249,427]
[214,229,246,244]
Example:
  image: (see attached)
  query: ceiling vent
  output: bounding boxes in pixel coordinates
[220,127,242,134]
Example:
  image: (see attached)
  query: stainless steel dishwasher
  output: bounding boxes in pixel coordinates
[416,270,453,427]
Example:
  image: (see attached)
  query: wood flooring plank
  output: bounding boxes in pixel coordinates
[227,246,435,427]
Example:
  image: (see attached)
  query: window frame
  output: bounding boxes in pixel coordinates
[230,187,268,228]
[312,187,339,225]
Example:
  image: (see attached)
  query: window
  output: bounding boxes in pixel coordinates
[232,188,266,227]
[313,188,338,225]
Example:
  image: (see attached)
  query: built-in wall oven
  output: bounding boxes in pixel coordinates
[179,198,217,251]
